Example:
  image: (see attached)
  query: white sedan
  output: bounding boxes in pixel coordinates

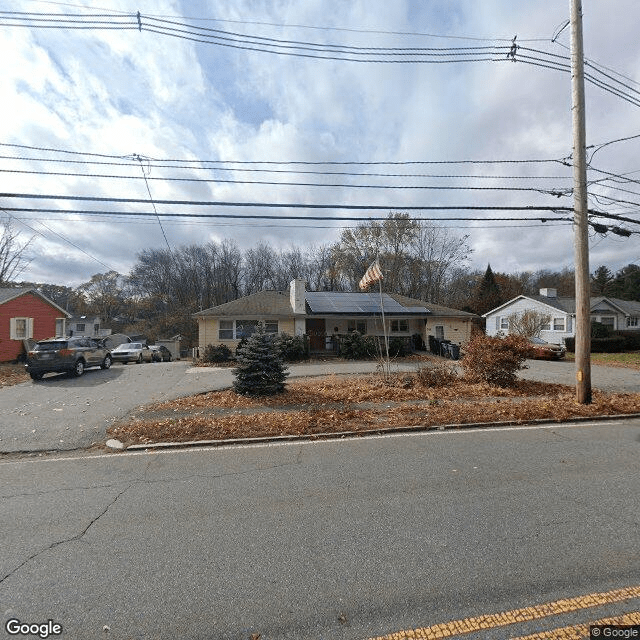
[111,342,155,364]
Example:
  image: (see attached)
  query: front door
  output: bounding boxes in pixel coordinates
[306,318,326,351]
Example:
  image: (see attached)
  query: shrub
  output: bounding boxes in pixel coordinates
[388,337,406,358]
[461,334,533,387]
[274,332,308,362]
[233,324,289,396]
[202,343,232,363]
[415,363,458,388]
[591,336,628,353]
[339,331,378,360]
[591,321,612,339]
[235,337,248,357]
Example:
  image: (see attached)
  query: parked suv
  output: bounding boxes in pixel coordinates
[25,337,113,380]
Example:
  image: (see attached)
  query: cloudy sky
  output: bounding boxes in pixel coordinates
[2,0,640,287]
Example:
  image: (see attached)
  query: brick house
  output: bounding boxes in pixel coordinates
[0,288,71,362]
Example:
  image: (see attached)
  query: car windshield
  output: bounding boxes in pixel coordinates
[34,342,67,351]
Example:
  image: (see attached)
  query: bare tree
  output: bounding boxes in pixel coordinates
[507,310,552,338]
[0,216,33,284]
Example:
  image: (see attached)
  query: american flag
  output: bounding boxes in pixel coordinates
[358,260,383,290]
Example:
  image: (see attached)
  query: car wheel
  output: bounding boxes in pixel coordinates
[137,354,143,364]
[73,360,85,377]
[101,355,112,370]
[29,372,44,381]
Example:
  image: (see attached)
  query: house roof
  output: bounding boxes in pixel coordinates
[483,294,640,317]
[194,290,296,318]
[0,287,71,316]
[194,288,478,319]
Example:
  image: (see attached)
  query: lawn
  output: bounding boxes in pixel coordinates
[566,351,640,369]
[109,371,640,446]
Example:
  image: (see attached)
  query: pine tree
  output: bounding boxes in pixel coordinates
[472,264,503,315]
[590,265,613,296]
[233,323,289,396]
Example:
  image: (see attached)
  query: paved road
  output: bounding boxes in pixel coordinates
[1,421,639,639]
[0,358,637,454]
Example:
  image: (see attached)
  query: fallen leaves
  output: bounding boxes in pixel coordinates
[108,374,640,446]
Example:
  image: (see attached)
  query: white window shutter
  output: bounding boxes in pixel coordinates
[9,318,16,340]
[495,317,500,331]
[27,318,34,339]
[567,316,572,334]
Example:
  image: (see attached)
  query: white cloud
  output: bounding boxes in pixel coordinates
[1,0,639,287]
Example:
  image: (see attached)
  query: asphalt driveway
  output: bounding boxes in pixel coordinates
[0,358,637,454]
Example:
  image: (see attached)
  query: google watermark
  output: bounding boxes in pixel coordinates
[5,619,62,639]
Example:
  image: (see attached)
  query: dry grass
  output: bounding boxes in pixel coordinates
[108,373,640,446]
[0,364,29,387]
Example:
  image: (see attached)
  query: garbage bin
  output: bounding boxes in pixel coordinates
[439,340,451,358]
[449,343,460,360]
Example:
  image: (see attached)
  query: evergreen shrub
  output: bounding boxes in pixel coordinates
[232,323,289,396]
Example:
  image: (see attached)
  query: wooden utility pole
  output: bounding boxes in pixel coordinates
[571,0,592,403]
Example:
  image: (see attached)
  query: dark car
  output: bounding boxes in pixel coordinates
[529,336,567,360]
[149,345,173,362]
[25,337,112,380]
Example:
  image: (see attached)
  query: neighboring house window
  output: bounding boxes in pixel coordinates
[55,318,65,336]
[500,317,509,331]
[627,317,639,327]
[10,317,33,340]
[553,317,565,331]
[219,320,234,340]
[391,319,409,332]
[264,322,278,334]
[541,319,551,330]
[348,320,367,334]
[600,316,615,328]
[435,325,445,339]
[76,323,86,332]
[94,323,100,334]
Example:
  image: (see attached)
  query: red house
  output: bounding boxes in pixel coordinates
[0,288,71,362]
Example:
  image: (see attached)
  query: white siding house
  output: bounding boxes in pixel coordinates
[484,288,640,344]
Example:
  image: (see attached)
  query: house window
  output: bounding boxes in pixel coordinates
[219,320,233,340]
[541,320,551,330]
[600,316,615,328]
[435,325,445,340]
[55,318,65,336]
[75,323,86,333]
[553,317,565,331]
[391,319,409,332]
[500,317,509,331]
[10,317,33,340]
[236,320,259,338]
[94,323,100,334]
[348,320,367,334]
[264,322,279,334]
[627,317,639,328]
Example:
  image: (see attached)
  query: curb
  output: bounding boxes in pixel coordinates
[123,412,640,452]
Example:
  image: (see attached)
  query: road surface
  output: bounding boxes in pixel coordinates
[1,419,639,639]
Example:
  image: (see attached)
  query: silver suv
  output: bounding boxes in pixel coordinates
[25,337,112,380]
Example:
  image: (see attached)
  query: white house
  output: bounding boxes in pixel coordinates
[484,288,640,344]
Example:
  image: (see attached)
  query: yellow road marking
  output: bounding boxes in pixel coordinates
[367,585,640,640]
[510,610,640,639]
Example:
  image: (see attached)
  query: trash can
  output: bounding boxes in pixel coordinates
[439,340,451,358]
[449,343,460,360]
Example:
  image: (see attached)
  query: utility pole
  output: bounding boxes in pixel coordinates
[571,0,592,404]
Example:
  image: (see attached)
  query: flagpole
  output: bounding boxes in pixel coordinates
[378,274,390,376]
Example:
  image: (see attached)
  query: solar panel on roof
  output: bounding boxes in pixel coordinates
[305,292,430,314]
